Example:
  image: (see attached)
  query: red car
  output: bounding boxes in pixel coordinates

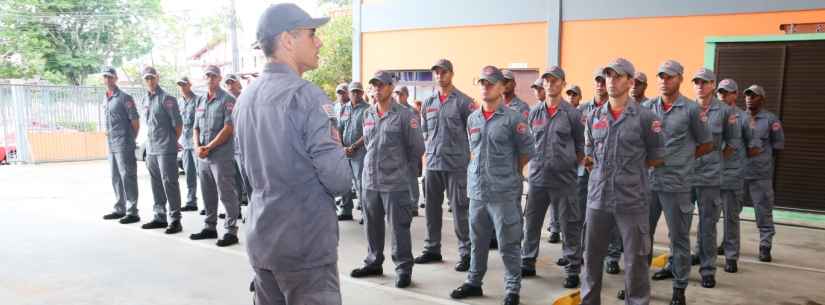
[0,145,16,164]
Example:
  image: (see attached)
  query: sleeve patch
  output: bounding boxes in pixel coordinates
[728,114,737,125]
[410,118,419,129]
[652,120,663,133]
[771,121,782,131]
[516,122,528,135]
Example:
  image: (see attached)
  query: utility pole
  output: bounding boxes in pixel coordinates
[229,0,240,73]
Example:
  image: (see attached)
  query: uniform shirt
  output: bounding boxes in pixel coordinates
[690,98,738,187]
[233,62,352,272]
[104,87,139,153]
[721,107,758,190]
[577,98,607,177]
[362,102,425,192]
[194,88,236,161]
[422,88,476,171]
[467,105,534,202]
[179,92,200,150]
[744,110,784,181]
[527,100,584,189]
[505,95,530,119]
[585,102,664,213]
[642,95,711,193]
[141,87,182,155]
[338,99,369,160]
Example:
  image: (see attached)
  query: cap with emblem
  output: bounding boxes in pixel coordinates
[603,58,635,77]
[658,59,684,77]
[256,3,330,46]
[634,72,647,83]
[224,74,240,84]
[176,76,191,86]
[335,83,348,94]
[593,67,605,81]
[368,70,395,86]
[692,68,716,82]
[565,85,582,96]
[502,69,516,81]
[744,84,766,97]
[204,65,221,77]
[393,85,409,95]
[142,66,158,79]
[530,78,543,89]
[430,59,453,72]
[541,65,565,80]
[348,81,364,92]
[101,66,117,78]
[478,65,504,84]
[717,79,739,93]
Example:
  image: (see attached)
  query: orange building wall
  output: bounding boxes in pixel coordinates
[560,9,825,100]
[362,22,548,101]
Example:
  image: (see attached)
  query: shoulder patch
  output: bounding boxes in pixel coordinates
[410,117,419,129]
[652,120,663,133]
[516,122,528,135]
[321,104,335,117]
[125,99,135,109]
[225,101,235,112]
[771,121,782,131]
[164,98,176,109]
[728,114,737,125]
[699,112,708,122]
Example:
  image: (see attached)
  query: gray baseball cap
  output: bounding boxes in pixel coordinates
[717,79,738,93]
[142,66,159,79]
[502,69,516,81]
[603,58,635,77]
[101,66,117,78]
[348,81,364,92]
[224,74,240,84]
[368,70,394,86]
[658,59,684,77]
[256,3,330,46]
[204,65,221,76]
[335,83,348,93]
[634,72,648,83]
[691,68,716,82]
[176,76,191,86]
[393,85,409,95]
[530,78,543,89]
[592,67,605,81]
[478,65,504,84]
[565,85,582,96]
[431,59,453,72]
[541,65,565,80]
[744,84,766,97]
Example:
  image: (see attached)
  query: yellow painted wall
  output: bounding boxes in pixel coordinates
[362,22,548,101]
[560,9,825,100]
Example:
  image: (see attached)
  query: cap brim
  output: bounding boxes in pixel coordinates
[298,17,330,29]
[478,76,500,84]
[142,74,157,79]
[566,89,579,95]
[431,64,450,71]
[530,84,541,89]
[225,79,237,84]
[368,78,383,86]
[205,71,218,76]
[336,89,346,93]
[176,81,188,86]
[658,69,680,77]
[102,72,116,77]
[349,88,363,92]
[603,66,630,76]
[541,72,563,80]
[744,89,762,96]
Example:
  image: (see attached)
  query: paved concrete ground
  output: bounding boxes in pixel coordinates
[1,160,824,305]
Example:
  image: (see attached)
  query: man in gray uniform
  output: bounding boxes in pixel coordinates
[350,71,425,288]
[337,81,369,221]
[631,72,649,104]
[531,78,545,104]
[521,65,585,288]
[225,73,243,98]
[715,79,756,273]
[566,85,582,107]
[234,4,351,304]
[743,84,784,263]
[449,65,533,305]
[580,58,664,305]
[535,77,562,241]
[394,85,423,216]
[138,66,184,234]
[101,67,141,224]
[334,83,349,121]
[177,76,200,212]
[643,60,712,305]
[502,69,530,119]
[688,68,739,288]
[415,58,475,273]
[189,64,241,247]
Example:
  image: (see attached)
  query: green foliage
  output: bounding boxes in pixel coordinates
[305,14,352,98]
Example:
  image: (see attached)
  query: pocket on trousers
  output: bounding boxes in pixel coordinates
[636,223,652,256]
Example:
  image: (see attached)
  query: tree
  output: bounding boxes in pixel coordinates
[305,14,352,98]
[0,0,161,85]
[317,0,351,7]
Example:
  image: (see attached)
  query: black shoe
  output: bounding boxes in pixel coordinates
[419,203,426,208]
[199,209,206,215]
[503,293,519,305]
[701,275,716,288]
[181,206,198,212]
[190,228,218,240]
[414,252,443,264]
[521,267,536,277]
[548,232,561,244]
[455,256,470,272]
[411,209,419,217]
[691,254,700,266]
[240,199,249,206]
[219,213,226,219]
[670,287,686,305]
[216,233,239,247]
[717,245,725,256]
[563,274,580,288]
[358,218,364,225]
[617,289,626,300]
[555,258,569,266]
[489,238,498,250]
[141,220,168,229]
[118,215,140,224]
[103,212,125,220]
[337,214,353,221]
[395,274,411,288]
[449,283,483,299]
[165,221,182,234]
[605,260,620,274]
[652,267,674,280]
[759,246,772,262]
[724,259,738,273]
[356,205,362,210]
[350,265,383,278]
